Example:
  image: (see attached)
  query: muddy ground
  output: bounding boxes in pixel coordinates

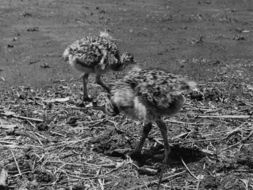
[0,0,253,189]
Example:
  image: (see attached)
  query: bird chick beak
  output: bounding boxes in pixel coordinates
[89,104,119,116]
[86,100,120,116]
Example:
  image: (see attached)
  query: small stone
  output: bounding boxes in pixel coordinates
[40,63,50,68]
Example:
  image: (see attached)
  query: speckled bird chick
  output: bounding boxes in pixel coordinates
[63,31,136,102]
[100,67,197,164]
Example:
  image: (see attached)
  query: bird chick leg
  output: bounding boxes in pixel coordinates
[156,119,171,190]
[132,122,153,158]
[96,74,111,93]
[82,73,92,102]
[156,119,170,164]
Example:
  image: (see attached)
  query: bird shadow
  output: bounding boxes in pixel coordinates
[90,128,205,168]
[131,144,205,167]
[92,137,205,168]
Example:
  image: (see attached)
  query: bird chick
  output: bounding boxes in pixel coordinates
[96,67,197,165]
[63,31,136,102]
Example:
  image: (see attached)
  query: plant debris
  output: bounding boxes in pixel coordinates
[0,73,253,189]
[27,27,39,32]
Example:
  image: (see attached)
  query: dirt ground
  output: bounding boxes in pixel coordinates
[1,0,253,87]
[1,0,253,189]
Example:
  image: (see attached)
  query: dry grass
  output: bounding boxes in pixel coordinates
[0,70,253,189]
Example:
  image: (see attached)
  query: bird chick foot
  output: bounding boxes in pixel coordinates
[156,160,170,190]
[129,151,148,167]
[156,152,173,189]
[129,151,142,161]
[83,96,93,102]
[75,97,93,107]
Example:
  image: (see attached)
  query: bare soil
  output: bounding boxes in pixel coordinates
[1,0,253,189]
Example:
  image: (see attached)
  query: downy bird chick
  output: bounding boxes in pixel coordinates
[63,31,136,102]
[95,66,197,164]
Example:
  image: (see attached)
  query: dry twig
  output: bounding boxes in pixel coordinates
[10,150,22,176]
[197,115,251,119]
[181,158,198,180]
[0,111,43,122]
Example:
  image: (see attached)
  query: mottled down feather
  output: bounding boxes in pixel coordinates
[107,67,196,121]
[63,35,119,69]
[122,68,193,108]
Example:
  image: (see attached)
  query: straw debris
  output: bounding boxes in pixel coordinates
[0,77,253,189]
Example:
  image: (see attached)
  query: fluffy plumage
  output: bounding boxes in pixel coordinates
[107,67,196,120]
[63,32,136,102]
[100,67,197,164]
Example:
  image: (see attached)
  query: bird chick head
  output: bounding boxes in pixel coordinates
[120,52,136,67]
[92,93,120,116]
[111,52,136,71]
[104,96,120,117]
